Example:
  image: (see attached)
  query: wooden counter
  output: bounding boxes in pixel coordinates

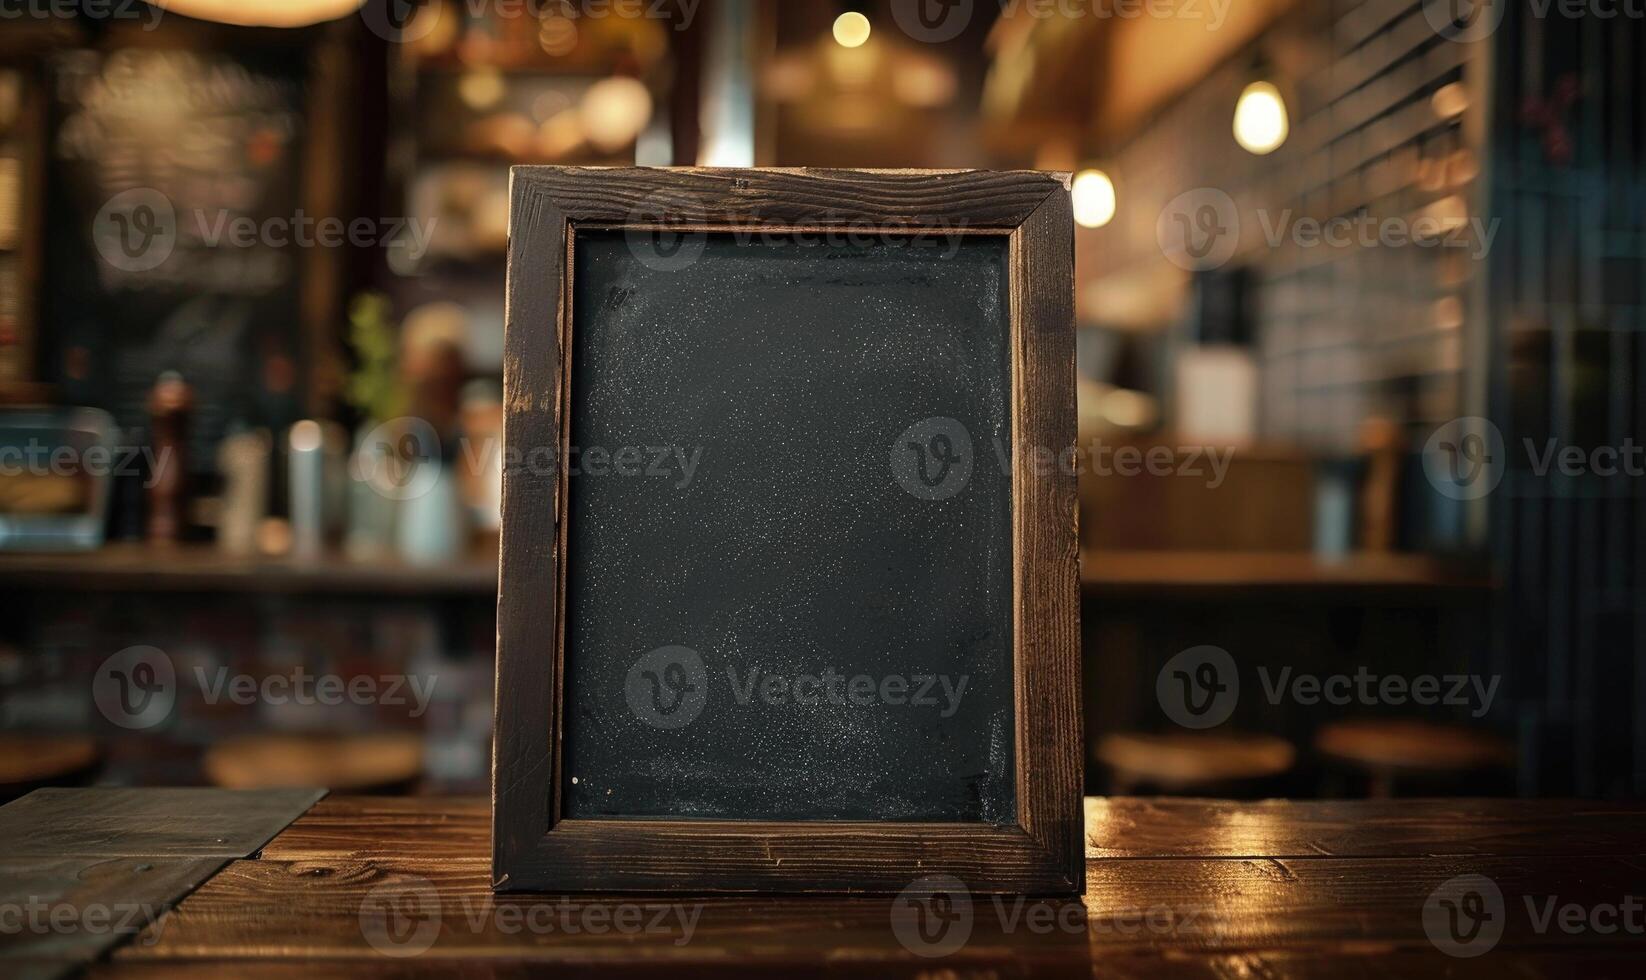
[4,792,1641,977]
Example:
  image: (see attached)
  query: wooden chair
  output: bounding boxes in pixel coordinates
[1095,732,1296,796]
[1315,719,1514,797]
[203,733,424,795]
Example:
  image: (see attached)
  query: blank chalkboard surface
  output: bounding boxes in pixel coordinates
[562,231,1015,822]
[495,167,1080,894]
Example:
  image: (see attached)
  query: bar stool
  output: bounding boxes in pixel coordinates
[203,733,424,794]
[1095,732,1296,796]
[1316,719,1514,797]
[0,734,101,802]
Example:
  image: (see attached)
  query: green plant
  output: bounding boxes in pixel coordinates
[345,293,405,425]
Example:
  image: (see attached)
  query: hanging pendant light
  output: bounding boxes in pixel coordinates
[1072,169,1116,229]
[1233,78,1289,156]
[156,0,366,28]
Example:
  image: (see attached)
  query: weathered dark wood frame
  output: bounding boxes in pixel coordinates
[495,167,1080,895]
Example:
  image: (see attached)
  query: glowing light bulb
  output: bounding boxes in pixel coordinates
[1072,169,1116,229]
[1233,80,1289,155]
[580,77,653,152]
[833,11,871,48]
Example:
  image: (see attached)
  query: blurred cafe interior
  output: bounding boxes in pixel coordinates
[0,0,1643,803]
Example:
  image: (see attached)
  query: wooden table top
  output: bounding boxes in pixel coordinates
[14,795,1643,977]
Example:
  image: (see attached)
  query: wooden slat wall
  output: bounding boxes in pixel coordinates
[1087,0,1486,451]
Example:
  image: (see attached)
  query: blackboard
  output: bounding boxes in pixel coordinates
[562,230,1015,822]
[45,45,307,470]
[495,168,1081,895]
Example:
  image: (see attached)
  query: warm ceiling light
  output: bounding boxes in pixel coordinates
[458,68,506,110]
[1233,80,1289,155]
[580,77,654,152]
[157,0,364,27]
[1431,82,1470,119]
[833,11,872,48]
[1072,169,1116,229]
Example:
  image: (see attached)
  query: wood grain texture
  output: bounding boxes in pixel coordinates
[508,167,1067,231]
[0,788,325,859]
[79,796,1646,976]
[1008,184,1083,895]
[83,951,1646,980]
[1086,797,1646,858]
[257,797,489,862]
[113,851,1646,957]
[495,167,1081,894]
[0,856,222,964]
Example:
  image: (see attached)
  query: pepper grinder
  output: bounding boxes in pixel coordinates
[146,371,193,544]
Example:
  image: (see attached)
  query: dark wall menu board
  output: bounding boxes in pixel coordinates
[45,44,307,468]
[560,231,1017,823]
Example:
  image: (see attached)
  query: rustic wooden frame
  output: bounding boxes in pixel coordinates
[495,168,1080,894]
